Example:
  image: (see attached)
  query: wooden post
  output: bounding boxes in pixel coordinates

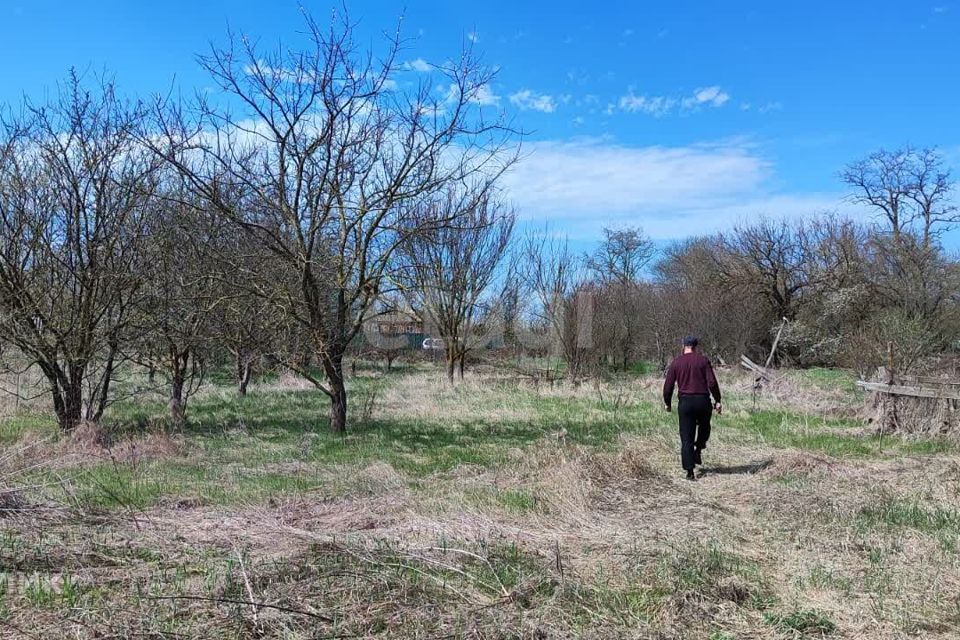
[764,317,789,370]
[886,342,895,384]
[878,341,894,452]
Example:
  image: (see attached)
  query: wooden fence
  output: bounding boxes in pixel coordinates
[856,372,960,401]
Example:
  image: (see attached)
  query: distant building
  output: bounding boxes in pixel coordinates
[368,311,424,336]
[362,310,505,351]
[363,310,427,350]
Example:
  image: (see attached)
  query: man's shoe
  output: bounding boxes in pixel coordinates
[686,470,696,481]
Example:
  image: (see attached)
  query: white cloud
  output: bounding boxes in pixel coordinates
[617,86,731,116]
[500,138,859,239]
[509,89,557,113]
[697,86,730,106]
[619,94,678,117]
[472,84,500,106]
[467,31,480,43]
[403,58,432,72]
[682,86,731,109]
[382,79,399,91]
[759,101,783,113]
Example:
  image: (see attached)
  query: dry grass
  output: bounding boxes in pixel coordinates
[0,366,958,638]
[870,393,960,438]
[723,366,866,418]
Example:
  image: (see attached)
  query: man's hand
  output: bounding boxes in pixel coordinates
[714,402,722,415]
[664,404,672,413]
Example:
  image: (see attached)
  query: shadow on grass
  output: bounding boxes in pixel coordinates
[700,459,773,476]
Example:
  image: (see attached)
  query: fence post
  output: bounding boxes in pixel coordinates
[878,341,895,451]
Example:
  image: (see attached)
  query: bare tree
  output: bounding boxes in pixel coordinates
[719,218,815,324]
[778,216,873,365]
[587,226,655,370]
[844,148,958,324]
[131,190,217,427]
[842,148,914,242]
[654,236,765,362]
[864,233,954,320]
[396,188,515,383]
[146,11,514,432]
[217,290,278,396]
[843,146,956,248]
[909,148,957,249]
[0,72,158,431]
[205,224,283,396]
[520,229,593,378]
[587,226,655,285]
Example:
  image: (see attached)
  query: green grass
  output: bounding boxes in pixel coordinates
[663,541,773,609]
[0,365,953,511]
[857,497,960,534]
[763,608,837,635]
[799,367,862,395]
[0,413,57,445]
[566,581,668,626]
[614,360,658,375]
[464,487,541,514]
[730,409,874,455]
[719,407,954,458]
[2,365,959,638]
[796,564,854,595]
[21,573,83,609]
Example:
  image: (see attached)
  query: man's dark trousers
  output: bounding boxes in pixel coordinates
[678,394,712,471]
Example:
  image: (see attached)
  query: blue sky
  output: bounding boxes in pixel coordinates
[2,1,958,244]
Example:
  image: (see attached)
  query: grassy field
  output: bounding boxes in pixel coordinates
[0,364,958,638]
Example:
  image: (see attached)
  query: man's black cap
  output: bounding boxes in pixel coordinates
[682,335,699,347]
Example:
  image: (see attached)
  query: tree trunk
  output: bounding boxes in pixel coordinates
[445,347,457,385]
[54,361,86,432]
[238,365,252,396]
[325,352,348,433]
[93,340,119,422]
[45,372,83,432]
[236,352,252,396]
[170,367,186,430]
[60,378,84,432]
[458,353,466,380]
[37,362,72,432]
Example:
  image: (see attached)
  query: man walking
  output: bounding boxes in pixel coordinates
[663,336,722,480]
